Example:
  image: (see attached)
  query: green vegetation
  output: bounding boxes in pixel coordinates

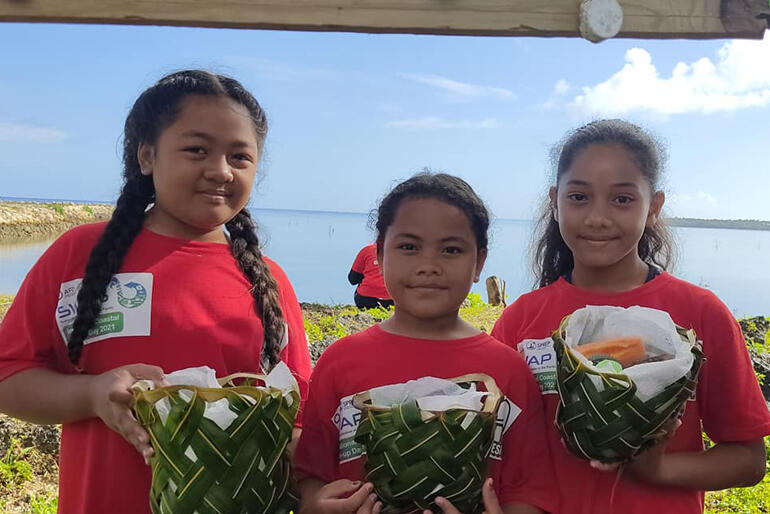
[43,203,65,216]
[0,435,59,513]
[0,295,12,319]
[0,296,767,511]
[82,205,93,215]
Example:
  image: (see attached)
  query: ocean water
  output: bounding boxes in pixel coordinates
[1,207,769,317]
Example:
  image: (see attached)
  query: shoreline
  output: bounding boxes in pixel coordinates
[0,200,113,243]
[2,200,770,243]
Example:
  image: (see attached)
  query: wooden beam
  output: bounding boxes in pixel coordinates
[1,1,768,39]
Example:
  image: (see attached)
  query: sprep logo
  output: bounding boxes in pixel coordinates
[109,277,147,309]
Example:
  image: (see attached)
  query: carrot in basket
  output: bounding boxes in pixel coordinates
[575,337,645,368]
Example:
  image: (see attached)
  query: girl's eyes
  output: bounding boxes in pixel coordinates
[397,243,416,251]
[231,154,254,165]
[566,192,587,202]
[443,246,462,255]
[614,195,634,205]
[184,146,206,155]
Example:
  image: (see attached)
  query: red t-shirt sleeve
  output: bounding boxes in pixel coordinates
[0,235,75,382]
[350,246,369,274]
[269,260,313,427]
[496,355,558,513]
[293,346,342,483]
[696,293,770,442]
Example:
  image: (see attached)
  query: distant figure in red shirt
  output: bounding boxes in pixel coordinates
[348,244,393,309]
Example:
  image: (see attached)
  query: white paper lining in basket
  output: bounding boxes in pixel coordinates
[565,306,694,402]
[368,376,489,427]
[136,361,297,432]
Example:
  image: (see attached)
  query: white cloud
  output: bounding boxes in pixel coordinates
[386,117,501,129]
[554,79,571,96]
[0,122,68,143]
[401,73,515,101]
[543,79,571,108]
[569,32,770,117]
[223,56,337,82]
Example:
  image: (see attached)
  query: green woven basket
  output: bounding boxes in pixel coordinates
[353,373,502,514]
[132,372,300,514]
[553,316,705,463]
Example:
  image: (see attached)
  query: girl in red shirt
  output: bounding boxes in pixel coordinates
[492,119,770,514]
[0,70,312,513]
[295,173,556,514]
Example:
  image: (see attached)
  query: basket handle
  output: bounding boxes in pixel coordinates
[352,373,502,415]
[217,372,267,387]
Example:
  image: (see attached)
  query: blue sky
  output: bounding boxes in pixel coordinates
[1,23,768,220]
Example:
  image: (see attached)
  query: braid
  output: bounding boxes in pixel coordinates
[68,175,154,365]
[226,208,286,370]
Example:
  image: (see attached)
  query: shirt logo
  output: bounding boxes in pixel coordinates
[56,273,154,347]
[518,338,558,395]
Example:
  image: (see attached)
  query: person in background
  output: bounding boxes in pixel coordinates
[348,243,393,309]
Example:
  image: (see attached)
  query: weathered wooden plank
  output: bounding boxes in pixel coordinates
[0,0,767,39]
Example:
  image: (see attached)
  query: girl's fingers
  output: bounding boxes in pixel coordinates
[338,482,374,510]
[434,497,462,514]
[322,479,365,499]
[128,364,167,387]
[481,478,500,511]
[589,460,619,471]
[356,493,378,514]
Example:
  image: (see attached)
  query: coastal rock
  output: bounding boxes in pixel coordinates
[0,201,113,243]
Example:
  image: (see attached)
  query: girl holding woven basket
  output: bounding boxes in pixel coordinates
[0,70,313,513]
[492,119,770,514]
[294,172,557,514]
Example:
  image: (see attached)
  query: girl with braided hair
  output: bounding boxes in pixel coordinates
[0,70,312,513]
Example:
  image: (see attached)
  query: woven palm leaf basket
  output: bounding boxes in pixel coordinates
[553,306,705,464]
[132,364,300,514]
[353,373,502,514]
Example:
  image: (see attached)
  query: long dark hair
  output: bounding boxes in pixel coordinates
[67,70,286,370]
[373,172,490,252]
[532,119,676,287]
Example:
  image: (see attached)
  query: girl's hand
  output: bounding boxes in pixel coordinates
[625,417,681,484]
[426,478,503,514]
[299,480,382,514]
[88,363,167,464]
[588,417,682,482]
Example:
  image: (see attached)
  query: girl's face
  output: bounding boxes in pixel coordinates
[138,95,259,242]
[550,143,664,273]
[379,197,486,322]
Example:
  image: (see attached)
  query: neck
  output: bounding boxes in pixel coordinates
[144,208,228,243]
[571,253,650,293]
[380,309,480,340]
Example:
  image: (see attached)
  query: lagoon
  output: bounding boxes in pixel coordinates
[1,208,768,317]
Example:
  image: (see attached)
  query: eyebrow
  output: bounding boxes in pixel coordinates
[565,179,640,189]
[393,233,468,243]
[180,131,255,148]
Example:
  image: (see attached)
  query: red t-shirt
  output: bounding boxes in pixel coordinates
[0,222,313,514]
[491,273,770,514]
[294,324,558,512]
[350,244,390,299]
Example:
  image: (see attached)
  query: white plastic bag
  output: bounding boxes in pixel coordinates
[564,306,694,401]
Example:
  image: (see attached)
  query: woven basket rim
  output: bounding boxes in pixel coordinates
[351,373,502,416]
[131,372,299,404]
[554,315,702,382]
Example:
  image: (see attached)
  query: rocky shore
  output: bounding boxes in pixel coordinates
[0,200,113,242]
